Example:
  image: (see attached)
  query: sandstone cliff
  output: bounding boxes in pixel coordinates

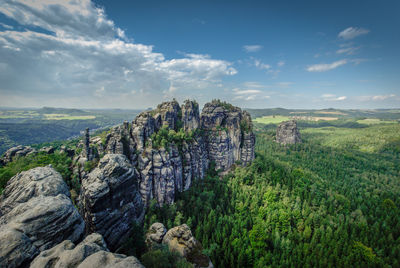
[78,99,255,207]
[276,120,301,145]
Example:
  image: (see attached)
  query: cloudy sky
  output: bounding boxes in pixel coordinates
[0,0,399,109]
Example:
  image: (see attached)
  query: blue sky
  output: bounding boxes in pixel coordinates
[0,0,399,109]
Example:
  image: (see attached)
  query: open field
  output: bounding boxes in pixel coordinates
[253,115,290,124]
[301,124,400,153]
[356,118,398,125]
[44,114,96,120]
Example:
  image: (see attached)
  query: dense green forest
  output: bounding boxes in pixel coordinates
[1,116,399,267]
[143,123,400,267]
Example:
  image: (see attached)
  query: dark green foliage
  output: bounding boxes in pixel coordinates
[141,244,193,268]
[150,126,195,150]
[118,222,147,258]
[144,130,400,267]
[211,99,236,111]
[83,159,98,172]
[0,152,72,194]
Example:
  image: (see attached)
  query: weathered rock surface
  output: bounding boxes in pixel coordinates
[182,99,200,131]
[79,154,144,251]
[0,166,84,268]
[30,233,144,268]
[60,145,75,157]
[39,146,55,154]
[162,224,213,268]
[276,120,301,145]
[201,100,255,170]
[145,222,167,248]
[0,145,36,165]
[80,99,255,206]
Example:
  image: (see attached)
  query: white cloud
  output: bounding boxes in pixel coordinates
[0,22,13,29]
[321,94,347,101]
[254,59,270,70]
[372,94,396,101]
[243,45,263,53]
[338,27,370,40]
[277,61,285,67]
[0,0,237,108]
[233,89,262,95]
[242,82,264,89]
[336,46,359,55]
[307,59,347,72]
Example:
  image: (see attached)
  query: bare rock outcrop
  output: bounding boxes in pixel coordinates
[0,145,36,166]
[201,100,255,170]
[81,99,255,206]
[0,166,84,268]
[276,120,301,145]
[79,154,144,251]
[30,233,144,268]
[145,222,167,248]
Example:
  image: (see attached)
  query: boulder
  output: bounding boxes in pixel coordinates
[60,145,75,157]
[79,154,144,251]
[162,224,213,268]
[276,120,301,145]
[30,233,144,268]
[0,145,36,165]
[0,166,84,268]
[39,146,55,154]
[145,222,167,248]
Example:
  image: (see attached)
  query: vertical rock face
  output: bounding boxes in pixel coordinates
[79,154,144,251]
[182,100,200,131]
[0,166,84,268]
[94,99,255,206]
[276,120,301,145]
[201,100,255,170]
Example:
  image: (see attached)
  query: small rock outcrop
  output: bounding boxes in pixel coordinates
[79,154,144,251]
[145,222,167,248]
[30,233,144,268]
[39,146,55,154]
[276,120,301,145]
[0,166,84,268]
[0,145,36,165]
[145,223,213,268]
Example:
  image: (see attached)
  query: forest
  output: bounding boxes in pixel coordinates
[141,121,400,267]
[0,117,399,267]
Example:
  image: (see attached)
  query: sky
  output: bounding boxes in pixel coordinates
[0,0,399,109]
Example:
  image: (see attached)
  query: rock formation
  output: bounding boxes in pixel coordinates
[145,222,167,248]
[0,166,84,268]
[30,233,144,268]
[146,223,213,268]
[79,154,144,251]
[0,145,37,166]
[276,120,302,145]
[87,99,256,207]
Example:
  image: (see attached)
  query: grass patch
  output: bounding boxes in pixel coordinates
[254,115,290,124]
[301,124,400,153]
[44,114,96,120]
[356,118,397,125]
